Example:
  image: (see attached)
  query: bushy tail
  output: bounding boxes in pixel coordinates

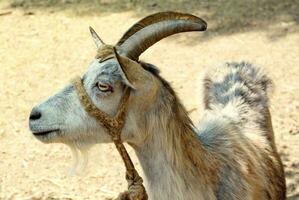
[199,62,285,200]
[202,62,273,131]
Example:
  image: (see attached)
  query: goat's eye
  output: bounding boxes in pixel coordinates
[97,82,113,92]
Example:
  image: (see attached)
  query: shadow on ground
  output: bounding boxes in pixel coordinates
[7,0,299,41]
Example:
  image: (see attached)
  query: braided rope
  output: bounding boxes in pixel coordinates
[72,77,148,200]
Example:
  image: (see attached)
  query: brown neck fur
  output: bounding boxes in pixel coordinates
[133,66,220,196]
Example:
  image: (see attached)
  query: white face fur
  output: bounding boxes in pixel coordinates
[29,58,133,146]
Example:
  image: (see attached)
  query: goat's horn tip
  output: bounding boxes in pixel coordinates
[193,18,207,31]
[201,20,208,30]
[89,26,96,33]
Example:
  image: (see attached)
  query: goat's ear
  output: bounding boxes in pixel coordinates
[114,50,149,90]
[89,26,105,48]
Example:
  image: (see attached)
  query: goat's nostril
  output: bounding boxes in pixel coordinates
[30,109,42,120]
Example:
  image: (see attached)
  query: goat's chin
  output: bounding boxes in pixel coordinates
[33,129,93,176]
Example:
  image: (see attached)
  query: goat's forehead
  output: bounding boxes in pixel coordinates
[88,58,118,72]
[83,59,120,83]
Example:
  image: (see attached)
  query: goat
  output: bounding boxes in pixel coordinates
[29,11,286,200]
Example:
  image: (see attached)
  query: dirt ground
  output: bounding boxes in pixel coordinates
[0,1,298,199]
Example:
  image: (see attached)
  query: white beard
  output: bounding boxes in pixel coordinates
[67,142,91,176]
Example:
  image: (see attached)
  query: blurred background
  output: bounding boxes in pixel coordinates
[0,0,298,199]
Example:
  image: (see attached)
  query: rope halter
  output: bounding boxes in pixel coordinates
[71,46,148,200]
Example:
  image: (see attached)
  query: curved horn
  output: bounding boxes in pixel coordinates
[116,12,207,60]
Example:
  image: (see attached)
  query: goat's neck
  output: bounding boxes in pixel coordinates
[132,109,218,200]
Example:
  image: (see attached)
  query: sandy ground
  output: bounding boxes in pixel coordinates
[0,3,298,200]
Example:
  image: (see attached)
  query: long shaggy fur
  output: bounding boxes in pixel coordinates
[199,62,286,199]
[136,61,286,200]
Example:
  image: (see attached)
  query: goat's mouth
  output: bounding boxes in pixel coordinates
[32,129,60,136]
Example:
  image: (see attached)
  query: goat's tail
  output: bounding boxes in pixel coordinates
[202,62,274,138]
